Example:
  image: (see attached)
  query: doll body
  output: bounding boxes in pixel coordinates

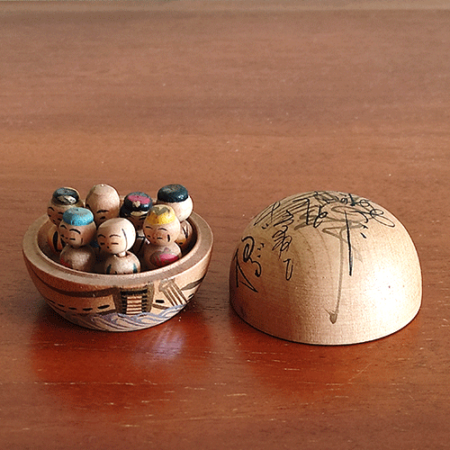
[46,187,83,253]
[157,184,194,253]
[119,192,153,260]
[85,184,121,267]
[85,184,120,227]
[97,218,141,275]
[104,253,141,275]
[59,207,96,272]
[143,205,181,270]
[59,245,97,272]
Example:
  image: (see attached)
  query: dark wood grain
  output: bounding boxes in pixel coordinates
[1,1,449,449]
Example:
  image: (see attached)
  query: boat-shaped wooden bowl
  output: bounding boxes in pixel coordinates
[23,212,213,332]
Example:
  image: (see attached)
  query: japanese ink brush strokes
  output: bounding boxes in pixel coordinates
[23,212,213,332]
[230,191,422,345]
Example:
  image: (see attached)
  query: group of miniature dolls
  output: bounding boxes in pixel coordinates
[46,183,194,275]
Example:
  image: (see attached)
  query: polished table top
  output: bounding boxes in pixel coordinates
[1,1,450,448]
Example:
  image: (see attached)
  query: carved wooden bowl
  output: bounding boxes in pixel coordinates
[23,212,213,332]
[230,191,422,345]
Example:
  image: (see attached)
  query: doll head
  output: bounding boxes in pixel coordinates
[47,187,83,226]
[59,207,96,249]
[97,218,136,256]
[85,184,120,227]
[157,184,193,222]
[143,205,180,246]
[119,191,153,230]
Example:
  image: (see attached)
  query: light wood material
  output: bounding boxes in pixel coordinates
[58,207,97,272]
[2,1,450,449]
[97,217,137,257]
[23,211,212,331]
[97,217,141,274]
[143,205,182,269]
[157,184,193,222]
[230,191,422,344]
[46,187,83,253]
[157,184,195,251]
[120,191,153,258]
[85,184,121,227]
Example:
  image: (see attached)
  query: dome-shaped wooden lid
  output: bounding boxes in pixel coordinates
[230,191,422,345]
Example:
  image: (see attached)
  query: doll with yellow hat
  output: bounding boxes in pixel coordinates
[143,205,181,270]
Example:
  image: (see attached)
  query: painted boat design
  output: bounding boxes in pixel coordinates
[23,212,213,332]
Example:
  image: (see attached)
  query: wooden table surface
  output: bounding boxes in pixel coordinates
[1,1,449,448]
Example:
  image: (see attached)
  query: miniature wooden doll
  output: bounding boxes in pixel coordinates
[46,187,83,253]
[157,184,194,253]
[97,218,141,275]
[143,205,182,270]
[59,207,97,272]
[85,184,120,227]
[119,191,153,259]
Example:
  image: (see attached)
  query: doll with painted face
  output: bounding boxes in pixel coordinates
[157,184,194,253]
[59,207,97,272]
[46,187,83,253]
[97,218,141,275]
[85,184,120,227]
[119,191,153,260]
[143,205,182,270]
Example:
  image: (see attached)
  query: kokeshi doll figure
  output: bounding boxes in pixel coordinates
[143,205,182,270]
[119,191,153,259]
[97,218,141,275]
[46,187,83,253]
[157,184,194,252]
[59,207,97,272]
[85,184,120,227]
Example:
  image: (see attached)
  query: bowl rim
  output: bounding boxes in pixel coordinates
[23,211,213,287]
